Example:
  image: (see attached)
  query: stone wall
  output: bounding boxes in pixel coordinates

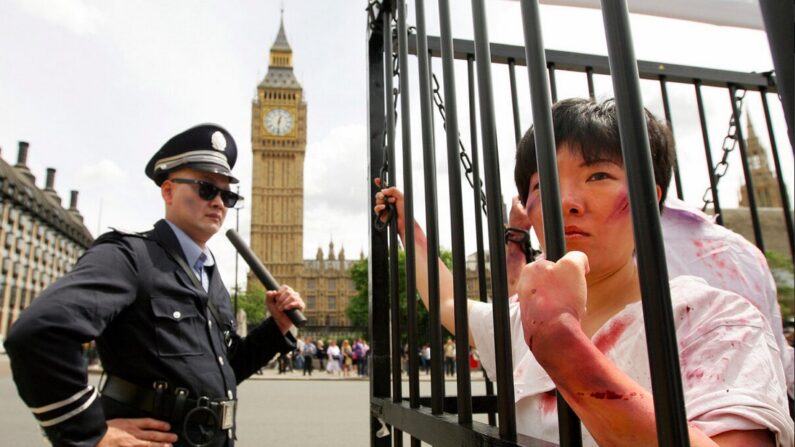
[720,207,794,257]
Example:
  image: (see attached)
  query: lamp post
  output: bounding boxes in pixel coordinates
[234,185,241,315]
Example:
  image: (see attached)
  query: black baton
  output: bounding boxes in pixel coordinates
[226,229,307,327]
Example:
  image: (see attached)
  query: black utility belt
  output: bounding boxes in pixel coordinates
[99,374,235,447]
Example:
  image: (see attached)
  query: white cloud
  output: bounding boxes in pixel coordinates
[78,159,127,185]
[305,124,368,215]
[303,124,369,258]
[12,0,103,35]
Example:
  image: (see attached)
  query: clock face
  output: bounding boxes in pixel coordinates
[264,108,294,136]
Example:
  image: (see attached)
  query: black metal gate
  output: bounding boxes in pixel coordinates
[366,1,793,445]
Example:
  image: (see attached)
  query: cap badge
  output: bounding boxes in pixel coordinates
[211,131,227,152]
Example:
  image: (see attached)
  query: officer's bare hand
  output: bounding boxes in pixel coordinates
[266,285,305,334]
[98,418,178,447]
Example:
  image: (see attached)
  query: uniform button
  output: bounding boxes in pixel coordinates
[208,319,213,328]
[227,390,233,399]
[218,356,224,365]
[172,311,181,319]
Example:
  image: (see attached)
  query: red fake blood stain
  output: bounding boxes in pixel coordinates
[593,315,632,354]
[540,390,557,415]
[607,190,630,221]
[692,240,706,258]
[686,368,704,382]
[680,305,694,322]
[590,390,623,400]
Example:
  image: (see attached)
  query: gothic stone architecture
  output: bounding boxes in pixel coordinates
[721,118,792,256]
[0,142,93,344]
[249,17,358,333]
[300,242,360,333]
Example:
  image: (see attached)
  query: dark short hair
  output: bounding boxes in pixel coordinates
[514,98,675,208]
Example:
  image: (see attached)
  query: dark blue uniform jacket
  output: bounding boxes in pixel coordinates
[4,220,295,446]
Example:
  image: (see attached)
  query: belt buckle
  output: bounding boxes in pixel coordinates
[220,400,235,430]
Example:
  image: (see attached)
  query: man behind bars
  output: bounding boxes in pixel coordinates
[5,124,305,447]
[374,98,792,446]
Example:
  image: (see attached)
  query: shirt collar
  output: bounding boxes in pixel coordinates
[165,220,215,268]
[662,197,716,224]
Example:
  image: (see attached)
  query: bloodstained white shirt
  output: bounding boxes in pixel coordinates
[661,197,793,397]
[470,276,793,446]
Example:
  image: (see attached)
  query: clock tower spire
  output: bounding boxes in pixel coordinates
[250,12,307,290]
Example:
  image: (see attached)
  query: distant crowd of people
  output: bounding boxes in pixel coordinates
[413,337,482,376]
[276,336,370,377]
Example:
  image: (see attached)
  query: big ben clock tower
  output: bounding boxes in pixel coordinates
[250,14,306,291]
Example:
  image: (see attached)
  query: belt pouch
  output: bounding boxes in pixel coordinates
[172,388,189,425]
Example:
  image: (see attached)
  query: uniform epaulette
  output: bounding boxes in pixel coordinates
[91,227,151,247]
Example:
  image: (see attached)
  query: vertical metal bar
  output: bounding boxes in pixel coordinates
[547,62,558,103]
[729,84,766,252]
[519,1,581,445]
[694,81,723,225]
[383,1,400,401]
[471,0,517,438]
[600,1,690,445]
[397,3,422,444]
[468,54,497,427]
[382,11,405,447]
[414,0,445,415]
[367,8,392,447]
[508,59,522,144]
[586,66,595,99]
[760,88,795,262]
[396,0,420,417]
[758,0,794,152]
[437,0,473,424]
[659,76,684,200]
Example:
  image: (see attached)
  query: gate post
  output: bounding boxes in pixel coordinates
[367,3,392,446]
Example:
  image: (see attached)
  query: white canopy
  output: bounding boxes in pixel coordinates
[533,0,764,30]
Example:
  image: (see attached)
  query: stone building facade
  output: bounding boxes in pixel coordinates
[299,242,359,334]
[0,142,93,343]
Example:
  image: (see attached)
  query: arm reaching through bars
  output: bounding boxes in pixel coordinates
[374,178,475,346]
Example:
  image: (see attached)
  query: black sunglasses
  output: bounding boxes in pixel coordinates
[170,178,243,208]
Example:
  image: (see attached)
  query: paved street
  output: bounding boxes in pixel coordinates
[0,355,489,446]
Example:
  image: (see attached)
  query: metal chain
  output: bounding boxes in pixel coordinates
[429,74,489,216]
[377,20,489,232]
[701,87,746,211]
[366,1,381,31]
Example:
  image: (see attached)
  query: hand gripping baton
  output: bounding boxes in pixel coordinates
[226,229,307,327]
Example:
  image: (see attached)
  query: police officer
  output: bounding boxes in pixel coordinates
[4,124,305,447]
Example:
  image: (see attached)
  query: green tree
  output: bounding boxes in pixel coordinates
[233,286,267,327]
[765,250,794,321]
[346,248,454,346]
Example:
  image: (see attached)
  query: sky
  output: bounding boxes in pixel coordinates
[0,0,791,291]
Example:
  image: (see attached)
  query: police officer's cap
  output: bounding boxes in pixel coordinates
[145,124,239,186]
